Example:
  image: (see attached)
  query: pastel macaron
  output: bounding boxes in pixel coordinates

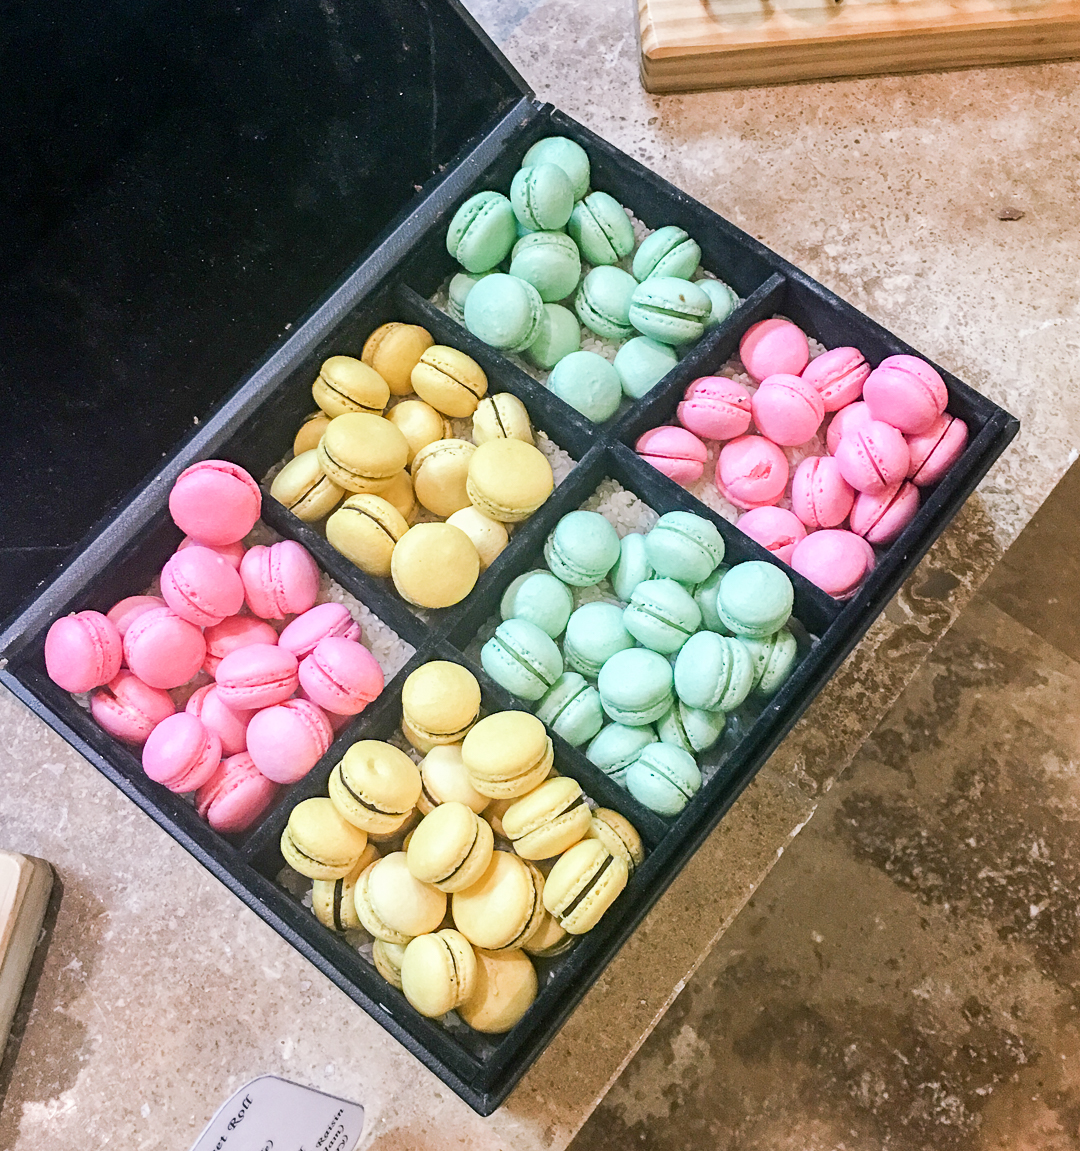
[825,400,873,455]
[751,374,825,447]
[500,570,574,639]
[195,753,281,835]
[330,740,422,836]
[159,545,245,628]
[386,399,448,464]
[791,456,856,530]
[738,318,810,382]
[567,191,635,266]
[658,700,726,756]
[635,427,708,485]
[673,631,754,712]
[123,606,207,690]
[361,322,435,396]
[472,393,535,446]
[391,522,480,609]
[863,354,948,434]
[743,628,800,697]
[563,602,635,679]
[446,191,517,273]
[269,451,345,522]
[168,460,261,547]
[547,350,622,424]
[312,848,379,932]
[544,510,621,587]
[790,530,876,599]
[481,619,564,702]
[177,537,247,571]
[406,803,494,893]
[417,745,489,815]
[677,376,753,441]
[466,438,554,523]
[644,511,725,585]
[535,672,605,747]
[214,643,299,710]
[525,303,581,370]
[411,439,475,518]
[185,683,253,757]
[245,698,334,784]
[833,420,911,496]
[458,948,539,1033]
[326,494,410,577]
[625,743,701,816]
[502,776,592,860]
[849,481,920,545]
[522,136,591,199]
[277,602,360,660]
[588,808,646,876]
[586,722,658,787]
[240,540,320,620]
[445,507,509,571]
[716,561,794,638]
[142,713,221,793]
[106,595,166,637]
[575,266,637,341]
[464,273,544,354]
[736,506,807,565]
[597,648,675,727]
[44,610,123,693]
[610,532,655,603]
[280,796,369,881]
[906,413,969,486]
[800,346,870,412]
[355,852,446,944]
[509,230,581,301]
[461,711,554,799]
[401,661,481,753]
[612,336,678,399]
[317,412,410,495]
[623,578,702,655]
[632,225,700,282]
[202,615,280,675]
[628,276,710,345]
[716,435,789,511]
[298,636,384,716]
[411,346,488,419]
[311,354,390,419]
[543,838,628,932]
[90,671,175,745]
[451,850,546,951]
[511,163,574,231]
[400,930,478,1019]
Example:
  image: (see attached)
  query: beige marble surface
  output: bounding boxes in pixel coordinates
[3,1,1079,1148]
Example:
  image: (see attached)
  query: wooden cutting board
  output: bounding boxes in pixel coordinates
[638,0,1080,92]
[0,852,53,1051]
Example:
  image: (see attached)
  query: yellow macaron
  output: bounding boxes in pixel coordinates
[329,740,422,836]
[411,439,476,519]
[269,450,345,522]
[387,400,450,465]
[501,776,592,860]
[458,948,538,1033]
[543,838,628,934]
[381,469,417,522]
[294,411,331,455]
[401,661,481,753]
[312,355,390,419]
[391,523,480,609]
[317,413,409,494]
[311,844,380,931]
[362,323,435,395]
[588,808,645,877]
[417,744,489,815]
[461,712,553,799]
[325,494,410,577]
[280,797,369,881]
[406,802,495,893]
[445,506,509,571]
[472,393,534,446]
[354,852,446,944]
[466,439,554,523]
[411,346,488,418]
[451,850,546,952]
[400,929,478,1018]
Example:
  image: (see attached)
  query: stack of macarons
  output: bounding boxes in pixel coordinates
[442,135,739,422]
[43,460,385,834]
[271,323,557,610]
[634,317,969,599]
[280,658,644,1033]
[484,507,802,815]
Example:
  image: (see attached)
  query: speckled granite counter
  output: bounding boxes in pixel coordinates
[3,1,1078,1147]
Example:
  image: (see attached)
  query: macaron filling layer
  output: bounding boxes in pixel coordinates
[317,372,383,415]
[334,766,412,818]
[557,854,614,921]
[320,445,391,485]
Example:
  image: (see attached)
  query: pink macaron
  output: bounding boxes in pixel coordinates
[168,460,262,546]
[278,602,361,660]
[122,606,207,690]
[790,530,877,600]
[906,414,969,487]
[850,481,920,545]
[739,318,810,382]
[791,456,856,530]
[89,671,176,745]
[825,401,873,456]
[801,346,870,412]
[214,643,299,710]
[245,698,334,784]
[736,506,807,565]
[716,435,789,511]
[834,420,910,496]
[863,355,948,435]
[751,374,825,447]
[297,688,353,732]
[185,683,254,757]
[160,545,246,628]
[142,712,222,793]
[298,636,384,716]
[241,540,320,620]
[177,536,246,571]
[106,595,167,638]
[44,610,124,694]
[635,426,708,485]
[676,377,752,441]
[202,615,280,676]
[195,753,281,835]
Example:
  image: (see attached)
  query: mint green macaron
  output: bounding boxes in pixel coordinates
[464,272,544,353]
[597,648,675,727]
[698,278,739,327]
[717,561,794,638]
[522,137,591,200]
[575,266,637,341]
[673,631,753,712]
[629,276,711,346]
[525,304,581,370]
[564,602,635,679]
[448,271,491,323]
[544,510,621,587]
[567,191,635,266]
[447,191,517,274]
[623,578,702,655]
[481,618,564,701]
[586,723,658,786]
[511,164,575,232]
[501,570,575,638]
[692,565,731,633]
[509,231,581,303]
[645,511,725,584]
[632,226,701,282]
[547,350,622,423]
[610,532,655,603]
[612,336,678,399]
[658,700,726,755]
[626,743,701,816]
[536,672,605,747]
[742,627,799,696]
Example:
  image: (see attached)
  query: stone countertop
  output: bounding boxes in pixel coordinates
[2,1,1078,1148]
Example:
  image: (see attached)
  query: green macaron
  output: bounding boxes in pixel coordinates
[544,510,621,586]
[547,350,622,423]
[575,266,637,341]
[698,278,739,327]
[645,511,726,585]
[610,532,655,603]
[632,225,701,282]
[522,137,591,200]
[447,191,517,274]
[448,271,491,324]
[673,631,754,712]
[586,723,658,786]
[464,272,544,353]
[622,578,702,655]
[612,336,678,399]
[481,618,564,702]
[628,276,711,345]
[511,164,575,232]
[692,565,731,633]
[536,672,605,747]
[525,303,582,370]
[563,602,636,679]
[597,648,675,727]
[717,561,794,638]
[509,231,582,303]
[658,700,726,755]
[567,191,635,266]
[742,627,799,696]
[626,743,701,816]
[500,570,575,638]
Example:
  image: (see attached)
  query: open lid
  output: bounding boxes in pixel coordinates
[0,0,529,620]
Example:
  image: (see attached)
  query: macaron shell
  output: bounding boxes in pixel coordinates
[214,643,300,710]
[800,346,870,412]
[907,414,969,486]
[751,374,826,447]
[246,698,334,784]
[458,947,538,1033]
[142,712,221,792]
[736,506,807,565]
[90,671,176,745]
[790,455,855,530]
[863,354,948,434]
[106,595,167,637]
[850,481,920,545]
[825,400,873,455]
[202,615,280,676]
[298,636,384,715]
[168,460,261,547]
[194,752,281,834]
[677,376,752,441]
[160,545,245,628]
[277,602,361,659]
[240,541,320,620]
[123,607,207,690]
[834,420,911,496]
[44,611,123,693]
[790,529,876,599]
[738,318,810,381]
[635,427,707,485]
[716,435,789,510]
[185,683,253,757]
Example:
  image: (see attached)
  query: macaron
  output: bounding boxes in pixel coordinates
[278,602,360,660]
[381,469,418,522]
[459,947,538,1032]
[240,540,321,621]
[612,336,678,400]
[657,700,726,755]
[635,427,708,485]
[628,277,710,345]
[106,595,166,638]
[850,481,920,545]
[632,225,700,281]
[481,619,564,702]
[142,713,221,794]
[597,648,675,726]
[446,190,517,273]
[509,230,581,302]
[417,744,489,815]
[834,419,911,496]
[535,672,605,747]
[472,392,535,446]
[461,711,554,799]
[372,939,407,988]
[610,532,655,603]
[176,537,247,570]
[317,412,409,495]
[716,561,794,638]
[567,191,635,266]
[401,661,481,754]
[194,752,281,835]
[523,912,575,959]
[644,511,725,585]
[411,346,488,419]
[298,636,384,716]
[523,303,581,370]
[751,374,826,447]
[447,272,490,325]
[800,346,870,412]
[511,163,574,231]
[677,376,752,441]
[500,571,574,639]
[90,671,175,746]
[716,435,789,511]
[563,602,635,679]
[585,722,658,786]
[326,494,410,578]
[269,451,345,522]
[742,627,800,697]
[361,322,435,396]
[245,698,333,785]
[544,510,621,586]
[411,438,475,518]
[122,606,206,690]
[390,523,480,609]
[401,930,478,1018]
[44,610,123,693]
[543,838,628,933]
[502,776,592,860]
[311,846,380,932]
[698,278,739,327]
[623,578,702,655]
[330,740,422,835]
[445,507,509,571]
[575,266,637,341]
[588,808,645,877]
[790,529,876,600]
[406,802,495,892]
[673,631,754,712]
[739,318,810,382]
[464,273,544,354]
[281,797,368,881]
[311,355,390,419]
[825,400,873,455]
[546,350,622,423]
[521,136,590,200]
[692,565,730,634]
[185,683,252,757]
[735,506,807,565]
[215,643,299,710]
[294,411,332,455]
[863,354,948,434]
[466,438,554,523]
[355,852,446,943]
[625,743,701,816]
[160,545,245,628]
[791,456,856,530]
[906,413,969,486]
[386,400,449,465]
[451,850,546,951]
[168,460,261,547]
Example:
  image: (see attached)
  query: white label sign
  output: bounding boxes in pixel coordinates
[189,1075,365,1151]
